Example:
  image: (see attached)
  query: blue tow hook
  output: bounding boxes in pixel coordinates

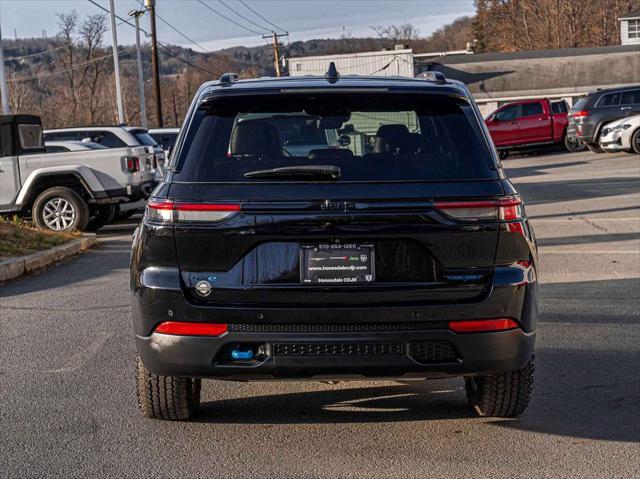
[231,349,254,360]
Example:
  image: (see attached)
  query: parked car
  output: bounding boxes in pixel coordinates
[485,99,582,159]
[599,114,640,154]
[148,127,179,157]
[567,86,640,153]
[132,70,538,421]
[1,115,155,232]
[44,125,166,179]
[45,140,108,153]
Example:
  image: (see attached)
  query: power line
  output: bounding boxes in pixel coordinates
[5,43,73,62]
[217,0,270,34]
[196,0,264,36]
[238,0,287,34]
[155,12,208,52]
[157,44,217,76]
[86,0,216,76]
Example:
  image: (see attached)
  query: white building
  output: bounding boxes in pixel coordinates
[620,8,640,45]
[288,48,414,78]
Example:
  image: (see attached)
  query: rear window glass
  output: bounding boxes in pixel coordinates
[551,101,568,114]
[173,93,496,182]
[131,131,158,147]
[18,124,43,150]
[570,98,589,112]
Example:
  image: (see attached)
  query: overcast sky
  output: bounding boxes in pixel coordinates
[1,0,474,51]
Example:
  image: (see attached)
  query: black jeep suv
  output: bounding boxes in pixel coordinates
[131,69,538,420]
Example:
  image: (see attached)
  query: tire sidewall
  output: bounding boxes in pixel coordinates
[631,129,640,155]
[33,187,89,232]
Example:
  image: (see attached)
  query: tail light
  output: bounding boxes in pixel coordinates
[145,199,240,224]
[123,156,140,172]
[570,110,589,118]
[154,321,228,336]
[449,318,519,333]
[434,196,523,221]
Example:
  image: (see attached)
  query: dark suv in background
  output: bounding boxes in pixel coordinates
[568,85,640,152]
[131,69,538,421]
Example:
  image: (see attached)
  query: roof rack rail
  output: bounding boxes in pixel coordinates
[219,72,239,86]
[416,71,447,84]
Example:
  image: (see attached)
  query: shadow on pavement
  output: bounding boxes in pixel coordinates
[537,231,640,247]
[505,160,590,180]
[195,346,640,443]
[0,239,132,298]
[516,177,640,205]
[198,380,472,424]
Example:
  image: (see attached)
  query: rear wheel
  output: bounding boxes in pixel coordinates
[564,134,585,153]
[86,204,117,231]
[136,356,201,420]
[586,142,605,154]
[631,128,640,155]
[32,187,89,232]
[465,356,534,417]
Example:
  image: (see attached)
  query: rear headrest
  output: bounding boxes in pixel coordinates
[376,124,410,138]
[308,148,354,161]
[230,121,280,157]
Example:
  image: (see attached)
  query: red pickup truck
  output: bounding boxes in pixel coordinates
[485,99,584,158]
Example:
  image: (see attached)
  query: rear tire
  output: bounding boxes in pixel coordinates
[32,187,89,232]
[631,128,640,155]
[86,204,117,231]
[465,356,534,417]
[564,134,585,153]
[586,142,605,154]
[136,355,201,420]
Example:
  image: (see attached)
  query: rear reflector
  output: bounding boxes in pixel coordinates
[145,200,240,223]
[434,196,522,221]
[154,321,228,336]
[448,318,519,333]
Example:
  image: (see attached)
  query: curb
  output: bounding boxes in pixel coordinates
[0,233,97,283]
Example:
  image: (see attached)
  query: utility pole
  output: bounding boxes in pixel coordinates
[0,21,10,114]
[262,32,288,77]
[108,0,125,124]
[129,9,147,128]
[145,0,163,127]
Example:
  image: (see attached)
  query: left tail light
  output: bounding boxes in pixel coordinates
[144,199,240,224]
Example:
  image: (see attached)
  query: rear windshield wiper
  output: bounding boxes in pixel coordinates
[243,165,341,180]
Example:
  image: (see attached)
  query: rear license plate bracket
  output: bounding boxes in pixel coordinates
[300,243,375,284]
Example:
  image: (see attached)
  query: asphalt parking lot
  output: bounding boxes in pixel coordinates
[1,150,639,478]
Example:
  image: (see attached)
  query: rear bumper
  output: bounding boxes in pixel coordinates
[132,263,538,380]
[136,327,535,380]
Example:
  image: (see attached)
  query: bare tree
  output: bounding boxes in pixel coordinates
[371,23,421,42]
